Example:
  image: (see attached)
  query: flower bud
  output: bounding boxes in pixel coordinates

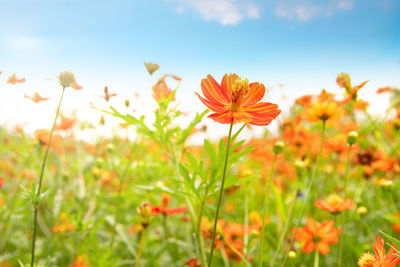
[125,99,130,108]
[357,206,368,215]
[58,71,75,88]
[347,131,358,145]
[106,144,115,153]
[288,250,297,259]
[100,115,105,125]
[294,160,306,170]
[137,203,151,228]
[273,141,284,155]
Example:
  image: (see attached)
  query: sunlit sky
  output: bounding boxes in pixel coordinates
[1,0,399,140]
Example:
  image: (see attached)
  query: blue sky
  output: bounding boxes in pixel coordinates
[0,0,399,138]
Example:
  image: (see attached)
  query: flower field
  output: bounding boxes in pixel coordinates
[0,67,400,267]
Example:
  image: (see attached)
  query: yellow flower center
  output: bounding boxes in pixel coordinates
[357,252,375,267]
[231,77,250,112]
[327,194,344,206]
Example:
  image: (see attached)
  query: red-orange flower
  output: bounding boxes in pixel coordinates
[24,92,49,103]
[100,86,117,101]
[196,74,281,125]
[294,218,340,255]
[358,237,400,267]
[150,193,187,216]
[315,194,356,214]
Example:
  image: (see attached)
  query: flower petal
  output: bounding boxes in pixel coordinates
[201,75,230,106]
[241,82,265,107]
[208,111,233,124]
[195,92,227,113]
[221,73,239,100]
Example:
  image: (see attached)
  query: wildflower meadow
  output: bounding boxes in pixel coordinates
[1,1,399,267]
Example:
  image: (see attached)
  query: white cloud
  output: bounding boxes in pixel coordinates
[274,0,354,22]
[171,0,260,25]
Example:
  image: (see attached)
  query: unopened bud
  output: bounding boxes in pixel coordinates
[347,131,358,145]
[273,141,284,155]
[125,99,130,108]
[100,115,105,125]
[357,206,368,215]
[294,160,306,169]
[137,203,151,228]
[288,250,297,259]
[58,71,75,88]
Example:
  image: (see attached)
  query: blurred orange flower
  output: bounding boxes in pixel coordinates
[377,86,393,94]
[70,255,91,267]
[294,218,340,255]
[56,116,76,131]
[315,194,355,214]
[24,92,49,103]
[358,237,400,267]
[196,74,281,125]
[152,74,181,102]
[52,212,75,233]
[150,193,187,216]
[71,79,83,90]
[336,73,368,100]
[6,73,26,85]
[306,101,344,123]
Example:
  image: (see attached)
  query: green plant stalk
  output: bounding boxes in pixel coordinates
[197,193,209,267]
[31,87,66,267]
[258,155,277,267]
[208,122,234,266]
[281,121,326,267]
[270,186,299,267]
[338,143,352,267]
[221,235,252,267]
[244,184,249,257]
[314,250,319,267]
[136,229,146,267]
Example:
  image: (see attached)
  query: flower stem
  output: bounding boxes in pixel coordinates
[136,229,146,267]
[258,154,277,267]
[221,235,252,267]
[281,121,326,267]
[208,122,234,266]
[314,250,319,267]
[31,87,65,267]
[338,143,352,267]
[197,193,208,267]
[270,187,298,267]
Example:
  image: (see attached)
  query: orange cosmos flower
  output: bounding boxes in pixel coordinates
[152,74,181,102]
[315,194,356,214]
[70,255,91,267]
[150,193,187,216]
[294,218,340,255]
[7,73,26,85]
[24,92,49,103]
[358,237,400,267]
[196,74,281,125]
[306,101,345,123]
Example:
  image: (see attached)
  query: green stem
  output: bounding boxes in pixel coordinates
[338,144,352,267]
[270,187,298,267]
[281,121,326,267]
[258,155,277,267]
[135,229,146,267]
[208,122,234,267]
[221,235,252,267]
[244,184,249,257]
[197,193,208,267]
[31,87,65,267]
[314,250,319,267]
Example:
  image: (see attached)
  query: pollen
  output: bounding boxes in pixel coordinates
[231,77,250,111]
[357,252,375,267]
